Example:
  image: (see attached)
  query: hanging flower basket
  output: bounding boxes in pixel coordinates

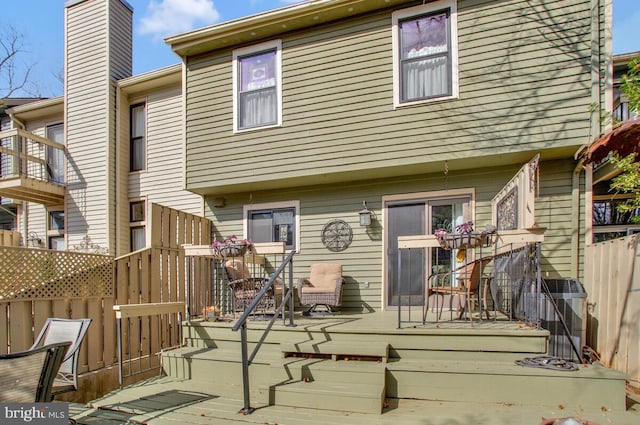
[218,243,249,257]
[434,222,497,250]
[436,233,483,250]
[212,235,253,257]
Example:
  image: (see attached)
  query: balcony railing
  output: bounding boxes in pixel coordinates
[0,128,65,205]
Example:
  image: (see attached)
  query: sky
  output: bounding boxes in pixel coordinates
[1,0,639,98]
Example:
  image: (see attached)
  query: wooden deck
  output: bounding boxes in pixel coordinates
[70,376,640,425]
[69,311,640,424]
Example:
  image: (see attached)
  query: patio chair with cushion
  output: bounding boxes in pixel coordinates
[424,257,493,322]
[224,258,278,314]
[30,317,92,399]
[0,341,71,402]
[297,262,345,315]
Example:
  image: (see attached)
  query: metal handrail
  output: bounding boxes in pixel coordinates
[232,249,296,414]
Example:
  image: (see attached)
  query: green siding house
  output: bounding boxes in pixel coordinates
[167,0,610,311]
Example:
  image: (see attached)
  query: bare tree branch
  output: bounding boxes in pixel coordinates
[0,25,37,98]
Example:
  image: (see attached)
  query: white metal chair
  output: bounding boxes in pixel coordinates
[30,318,92,399]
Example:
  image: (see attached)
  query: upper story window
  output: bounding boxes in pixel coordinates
[244,201,299,250]
[46,123,64,184]
[233,40,282,132]
[392,0,458,107]
[130,103,146,171]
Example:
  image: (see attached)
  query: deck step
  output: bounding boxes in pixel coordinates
[281,341,389,363]
[386,358,629,410]
[273,357,386,385]
[268,356,386,414]
[161,345,277,402]
[269,379,385,414]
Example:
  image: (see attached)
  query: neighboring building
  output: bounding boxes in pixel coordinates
[612,51,639,122]
[591,51,640,242]
[1,98,46,232]
[0,0,201,255]
[166,0,612,311]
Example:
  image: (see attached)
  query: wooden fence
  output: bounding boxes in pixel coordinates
[0,229,21,247]
[584,234,640,384]
[0,203,212,401]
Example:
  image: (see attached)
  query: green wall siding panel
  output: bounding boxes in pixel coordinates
[207,160,580,311]
[184,0,602,193]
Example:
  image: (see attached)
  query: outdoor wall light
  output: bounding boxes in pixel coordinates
[359,201,372,227]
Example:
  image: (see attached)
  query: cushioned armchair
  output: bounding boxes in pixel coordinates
[224,258,278,314]
[297,262,344,315]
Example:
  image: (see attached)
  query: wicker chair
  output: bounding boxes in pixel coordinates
[0,342,70,402]
[30,318,92,398]
[297,262,345,315]
[224,258,278,314]
[424,257,492,322]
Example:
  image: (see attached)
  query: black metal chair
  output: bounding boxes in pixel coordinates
[0,342,71,402]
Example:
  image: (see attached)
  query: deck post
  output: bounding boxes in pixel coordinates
[287,256,295,327]
[116,317,123,387]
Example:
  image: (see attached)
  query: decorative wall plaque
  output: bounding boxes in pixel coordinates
[321,220,353,252]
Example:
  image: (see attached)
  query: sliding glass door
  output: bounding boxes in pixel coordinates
[386,194,471,308]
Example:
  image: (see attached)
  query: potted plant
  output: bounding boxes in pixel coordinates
[212,235,253,257]
[202,305,221,321]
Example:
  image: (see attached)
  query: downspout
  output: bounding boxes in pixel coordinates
[8,111,29,247]
[573,0,611,278]
[571,160,585,278]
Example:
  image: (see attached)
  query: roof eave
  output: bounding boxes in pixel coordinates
[166,0,413,57]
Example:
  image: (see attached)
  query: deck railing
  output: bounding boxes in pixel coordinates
[113,302,184,387]
[0,203,212,401]
[0,229,21,247]
[0,128,65,183]
[396,229,545,329]
[183,242,296,414]
[232,250,296,414]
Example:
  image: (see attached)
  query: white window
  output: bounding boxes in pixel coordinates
[130,103,145,171]
[46,123,64,184]
[233,40,282,132]
[244,201,299,250]
[392,0,459,107]
[47,209,65,250]
[130,200,146,251]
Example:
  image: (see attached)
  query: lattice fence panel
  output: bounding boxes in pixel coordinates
[0,247,113,300]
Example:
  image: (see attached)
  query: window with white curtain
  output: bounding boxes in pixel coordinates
[233,40,282,132]
[392,1,458,106]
